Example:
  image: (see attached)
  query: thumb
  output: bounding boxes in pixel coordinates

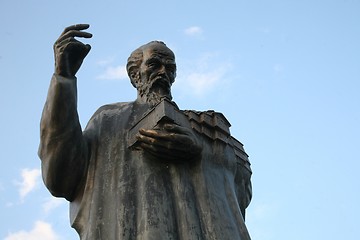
[82,44,91,58]
[85,44,91,51]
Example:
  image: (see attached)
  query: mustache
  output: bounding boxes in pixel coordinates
[150,75,171,89]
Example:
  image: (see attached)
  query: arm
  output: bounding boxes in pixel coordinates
[38,24,92,201]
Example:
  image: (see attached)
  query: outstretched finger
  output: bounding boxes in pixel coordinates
[62,24,90,33]
[56,36,82,45]
[57,30,92,43]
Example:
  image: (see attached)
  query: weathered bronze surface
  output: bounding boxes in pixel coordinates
[39,24,252,240]
[128,98,191,148]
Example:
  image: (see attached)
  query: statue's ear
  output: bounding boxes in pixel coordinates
[130,71,137,80]
[129,69,140,88]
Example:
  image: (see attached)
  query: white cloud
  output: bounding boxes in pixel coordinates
[183,68,227,96]
[17,168,41,200]
[176,53,231,96]
[184,26,203,36]
[96,57,115,67]
[42,197,65,214]
[97,65,128,80]
[5,221,59,240]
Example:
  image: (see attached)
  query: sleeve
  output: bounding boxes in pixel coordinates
[232,138,252,220]
[235,162,252,220]
[38,74,89,201]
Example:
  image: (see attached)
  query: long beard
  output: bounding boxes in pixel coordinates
[146,92,166,108]
[138,84,172,108]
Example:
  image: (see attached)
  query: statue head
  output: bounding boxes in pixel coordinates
[127,41,176,105]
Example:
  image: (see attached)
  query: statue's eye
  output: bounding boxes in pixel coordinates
[167,65,176,75]
[167,69,175,76]
[148,61,159,69]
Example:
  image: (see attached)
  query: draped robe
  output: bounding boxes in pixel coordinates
[39,74,252,240]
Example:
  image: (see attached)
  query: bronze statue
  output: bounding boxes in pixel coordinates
[39,24,252,240]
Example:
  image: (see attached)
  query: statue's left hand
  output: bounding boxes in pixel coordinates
[137,124,202,162]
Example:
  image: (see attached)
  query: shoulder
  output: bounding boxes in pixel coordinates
[84,102,135,130]
[83,101,134,131]
[91,102,134,119]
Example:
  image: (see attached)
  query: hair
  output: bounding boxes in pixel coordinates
[126,41,170,88]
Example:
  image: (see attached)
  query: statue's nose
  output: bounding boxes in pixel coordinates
[158,64,166,73]
[157,65,169,78]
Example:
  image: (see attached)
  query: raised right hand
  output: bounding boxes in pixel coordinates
[54,24,92,78]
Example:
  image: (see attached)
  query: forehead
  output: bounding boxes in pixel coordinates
[143,44,175,61]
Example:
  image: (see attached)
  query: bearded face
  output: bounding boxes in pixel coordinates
[134,43,176,107]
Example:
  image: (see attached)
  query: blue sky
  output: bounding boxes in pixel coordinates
[1,0,359,239]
